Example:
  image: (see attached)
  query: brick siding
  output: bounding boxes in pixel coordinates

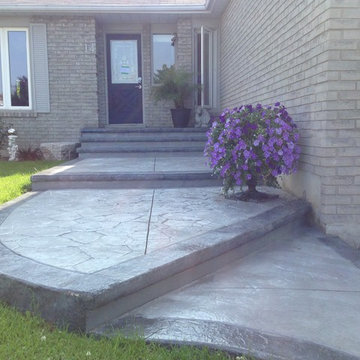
[0,16,99,148]
[220,0,360,247]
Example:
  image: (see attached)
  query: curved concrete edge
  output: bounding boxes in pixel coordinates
[0,192,41,225]
[0,198,310,331]
[93,317,360,360]
[32,171,215,182]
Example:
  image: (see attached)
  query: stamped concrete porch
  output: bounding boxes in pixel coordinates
[1,151,360,360]
[31,153,221,190]
[0,187,289,273]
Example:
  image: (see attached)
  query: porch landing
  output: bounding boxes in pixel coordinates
[0,186,308,334]
[31,153,222,190]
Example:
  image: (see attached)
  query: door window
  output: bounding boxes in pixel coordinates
[110,39,139,84]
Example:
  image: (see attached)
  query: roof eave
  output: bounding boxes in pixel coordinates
[0,0,217,15]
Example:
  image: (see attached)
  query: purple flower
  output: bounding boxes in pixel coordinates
[204,102,300,194]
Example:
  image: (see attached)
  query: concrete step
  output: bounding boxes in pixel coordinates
[77,142,205,154]
[78,151,203,159]
[78,128,208,156]
[80,132,207,143]
[31,171,221,190]
[82,127,208,134]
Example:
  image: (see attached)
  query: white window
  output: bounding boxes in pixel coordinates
[0,28,31,109]
[152,34,175,82]
[195,26,217,108]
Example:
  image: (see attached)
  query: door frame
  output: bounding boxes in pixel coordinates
[104,29,144,126]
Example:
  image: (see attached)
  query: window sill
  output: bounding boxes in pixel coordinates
[0,110,37,118]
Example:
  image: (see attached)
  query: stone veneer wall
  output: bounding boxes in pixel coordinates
[220,0,360,247]
[0,16,98,148]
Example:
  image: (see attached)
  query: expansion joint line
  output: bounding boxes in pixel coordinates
[145,188,156,255]
[145,156,157,255]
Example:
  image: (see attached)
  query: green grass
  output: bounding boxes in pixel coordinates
[0,303,252,360]
[0,161,62,205]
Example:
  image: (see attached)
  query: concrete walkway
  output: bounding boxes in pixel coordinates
[96,226,360,360]
[1,155,360,359]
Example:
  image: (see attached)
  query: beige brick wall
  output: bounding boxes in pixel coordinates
[96,21,107,128]
[0,16,99,148]
[220,0,360,247]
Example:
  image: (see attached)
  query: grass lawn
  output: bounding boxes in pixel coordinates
[0,160,62,205]
[0,303,249,360]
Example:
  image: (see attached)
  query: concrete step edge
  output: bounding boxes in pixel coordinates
[82,127,209,134]
[77,152,204,159]
[77,148,205,153]
[80,136,207,142]
[79,142,206,147]
[0,198,310,333]
[85,200,310,330]
[32,172,214,182]
[92,317,359,360]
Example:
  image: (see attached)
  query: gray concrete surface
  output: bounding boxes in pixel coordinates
[0,185,309,333]
[31,154,222,190]
[95,227,360,360]
[36,154,211,176]
[0,187,290,273]
[2,152,358,359]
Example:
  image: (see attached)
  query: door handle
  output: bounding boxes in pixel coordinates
[135,77,142,90]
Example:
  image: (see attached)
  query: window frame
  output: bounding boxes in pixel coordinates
[0,27,32,110]
[194,25,218,109]
[151,29,176,85]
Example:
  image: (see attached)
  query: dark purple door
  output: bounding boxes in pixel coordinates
[106,34,143,124]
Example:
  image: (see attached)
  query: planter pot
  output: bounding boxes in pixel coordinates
[226,176,279,202]
[171,108,191,128]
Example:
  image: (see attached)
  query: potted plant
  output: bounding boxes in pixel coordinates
[152,65,196,128]
[204,102,301,201]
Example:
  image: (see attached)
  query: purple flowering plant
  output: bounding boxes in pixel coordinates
[204,103,300,195]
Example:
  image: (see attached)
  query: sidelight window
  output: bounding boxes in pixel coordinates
[152,34,175,82]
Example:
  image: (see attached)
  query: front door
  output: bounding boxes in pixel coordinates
[106,34,143,124]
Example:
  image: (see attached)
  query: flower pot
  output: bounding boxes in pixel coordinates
[171,108,191,128]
